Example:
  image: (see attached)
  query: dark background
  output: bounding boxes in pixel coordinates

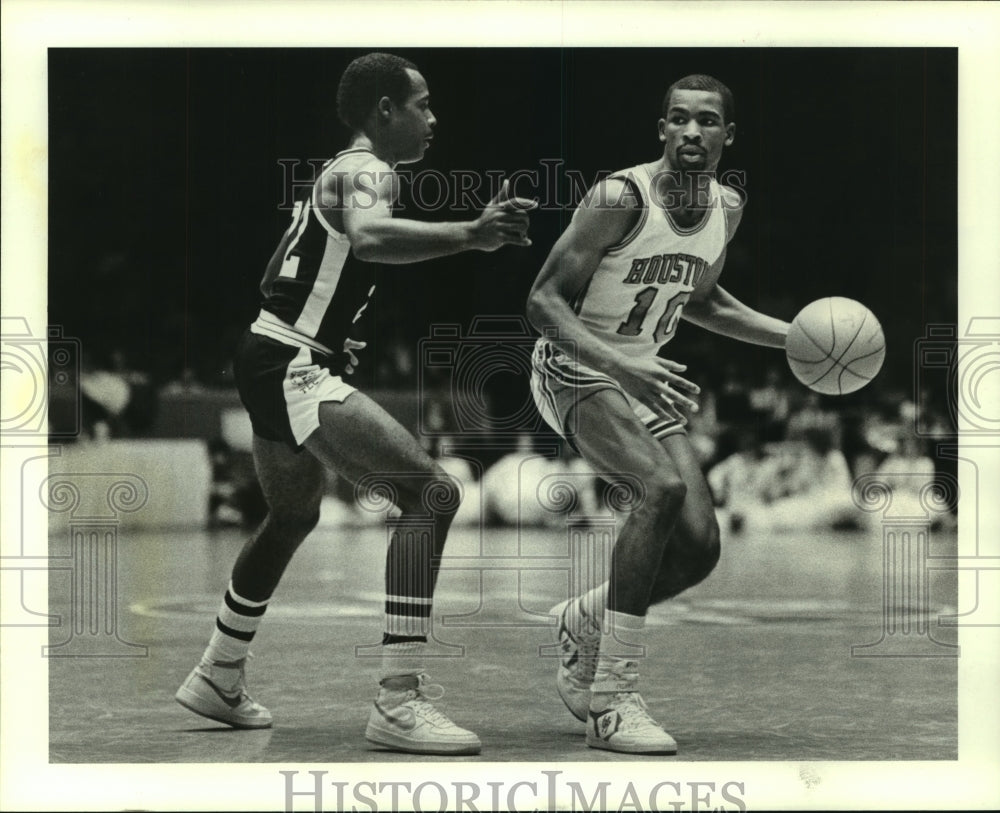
[48,47,956,417]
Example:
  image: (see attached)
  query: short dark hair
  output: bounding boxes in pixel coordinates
[336,52,418,131]
[662,74,735,123]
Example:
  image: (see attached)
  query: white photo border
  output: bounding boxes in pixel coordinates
[2,1,998,811]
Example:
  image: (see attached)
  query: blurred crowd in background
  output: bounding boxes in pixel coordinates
[52,330,957,536]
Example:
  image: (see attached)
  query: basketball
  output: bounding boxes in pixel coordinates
[785,297,885,395]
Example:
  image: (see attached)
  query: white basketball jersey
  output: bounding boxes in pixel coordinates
[574,164,731,356]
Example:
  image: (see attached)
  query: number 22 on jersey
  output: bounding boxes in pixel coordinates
[617,288,690,343]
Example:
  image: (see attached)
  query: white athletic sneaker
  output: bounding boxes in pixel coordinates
[365,674,481,756]
[585,661,677,754]
[175,656,273,729]
[551,598,600,721]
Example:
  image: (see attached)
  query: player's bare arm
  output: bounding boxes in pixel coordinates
[681,184,790,348]
[527,179,699,422]
[331,161,536,264]
[682,282,789,348]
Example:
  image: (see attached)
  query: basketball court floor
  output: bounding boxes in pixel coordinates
[47,512,959,765]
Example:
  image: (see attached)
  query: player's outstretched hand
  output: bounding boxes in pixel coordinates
[612,355,700,424]
[471,179,539,251]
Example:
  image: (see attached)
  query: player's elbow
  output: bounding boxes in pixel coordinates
[350,232,381,262]
[352,244,378,262]
[678,296,720,328]
[525,287,553,333]
[525,293,542,331]
[680,295,709,319]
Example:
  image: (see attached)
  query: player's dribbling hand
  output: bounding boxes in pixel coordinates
[471,179,539,251]
[612,355,700,424]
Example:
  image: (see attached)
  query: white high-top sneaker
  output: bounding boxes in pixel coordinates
[175,656,272,729]
[365,673,481,756]
[586,660,677,754]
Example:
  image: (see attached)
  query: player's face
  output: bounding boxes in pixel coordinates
[391,69,437,164]
[658,89,735,172]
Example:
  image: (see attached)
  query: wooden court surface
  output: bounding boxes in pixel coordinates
[48,517,958,763]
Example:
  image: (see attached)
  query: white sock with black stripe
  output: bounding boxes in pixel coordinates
[379,637,426,681]
[380,596,431,680]
[203,580,268,666]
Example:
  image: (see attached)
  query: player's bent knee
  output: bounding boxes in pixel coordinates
[688,521,721,583]
[643,473,688,513]
[268,507,321,541]
[395,470,462,520]
[426,472,462,519]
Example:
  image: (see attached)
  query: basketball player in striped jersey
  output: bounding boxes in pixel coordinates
[527,75,791,754]
[176,53,536,755]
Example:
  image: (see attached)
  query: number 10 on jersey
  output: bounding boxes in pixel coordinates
[617,288,690,343]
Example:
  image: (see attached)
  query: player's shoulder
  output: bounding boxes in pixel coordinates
[577,170,644,216]
[317,150,397,204]
[329,147,390,171]
[718,182,746,242]
[571,174,643,245]
[322,150,393,185]
[718,182,745,211]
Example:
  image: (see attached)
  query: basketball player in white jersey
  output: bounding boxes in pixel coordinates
[528,75,790,754]
[175,53,536,755]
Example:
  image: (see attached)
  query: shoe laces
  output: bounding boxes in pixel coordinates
[404,675,454,727]
[605,659,640,683]
[573,638,600,685]
[610,691,660,731]
[562,604,601,683]
[412,673,446,701]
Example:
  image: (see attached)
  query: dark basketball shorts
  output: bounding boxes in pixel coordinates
[233,328,356,451]
[529,338,686,446]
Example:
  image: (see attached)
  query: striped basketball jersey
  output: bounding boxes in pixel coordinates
[256,149,380,374]
[573,164,736,357]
